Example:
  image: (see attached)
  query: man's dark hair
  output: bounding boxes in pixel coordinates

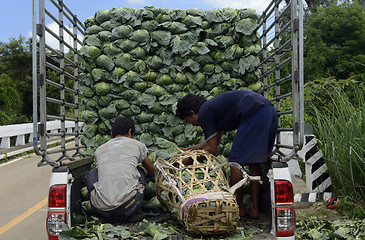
[176,93,207,119]
[111,117,135,138]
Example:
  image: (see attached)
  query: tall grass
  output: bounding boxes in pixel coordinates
[307,79,365,201]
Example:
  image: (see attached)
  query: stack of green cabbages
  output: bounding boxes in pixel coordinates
[79,6,263,160]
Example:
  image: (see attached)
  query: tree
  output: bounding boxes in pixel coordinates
[304,2,365,82]
[0,36,33,121]
[304,0,337,13]
[0,74,28,125]
[0,36,32,82]
[301,0,365,13]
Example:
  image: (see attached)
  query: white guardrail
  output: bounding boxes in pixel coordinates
[0,120,80,159]
[1,121,331,194]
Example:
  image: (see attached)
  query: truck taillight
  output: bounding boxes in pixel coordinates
[276,206,295,237]
[49,185,66,207]
[47,185,67,240]
[275,180,295,237]
[275,180,294,203]
[47,212,66,238]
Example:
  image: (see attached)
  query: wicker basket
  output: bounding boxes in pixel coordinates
[155,150,249,235]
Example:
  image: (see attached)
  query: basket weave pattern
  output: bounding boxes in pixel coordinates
[155,150,239,235]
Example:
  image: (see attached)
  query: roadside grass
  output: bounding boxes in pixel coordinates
[305,77,365,206]
[299,77,365,239]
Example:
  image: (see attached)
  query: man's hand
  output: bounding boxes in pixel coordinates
[179,141,206,152]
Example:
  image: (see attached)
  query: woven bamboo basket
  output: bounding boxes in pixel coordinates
[155,149,249,235]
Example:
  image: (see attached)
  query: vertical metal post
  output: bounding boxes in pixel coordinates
[291,0,300,149]
[58,0,66,158]
[32,0,41,155]
[39,0,47,153]
[274,0,282,159]
[298,0,305,148]
[262,12,268,99]
[73,14,81,157]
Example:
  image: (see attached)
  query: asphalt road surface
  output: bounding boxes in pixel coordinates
[0,152,52,240]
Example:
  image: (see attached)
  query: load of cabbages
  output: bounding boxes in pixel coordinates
[79,6,263,161]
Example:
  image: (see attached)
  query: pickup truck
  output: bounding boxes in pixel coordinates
[32,0,304,239]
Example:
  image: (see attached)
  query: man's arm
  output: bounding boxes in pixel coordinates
[204,131,222,155]
[142,155,155,177]
[181,131,223,154]
[180,141,207,151]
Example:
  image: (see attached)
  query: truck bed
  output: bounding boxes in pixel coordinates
[66,157,274,239]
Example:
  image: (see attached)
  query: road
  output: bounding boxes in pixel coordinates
[0,152,51,240]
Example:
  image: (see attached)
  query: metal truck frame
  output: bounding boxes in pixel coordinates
[32,0,304,239]
[32,0,304,167]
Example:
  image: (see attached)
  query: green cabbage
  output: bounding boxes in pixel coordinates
[115,53,135,70]
[150,30,172,46]
[96,55,115,71]
[91,68,109,82]
[94,82,111,96]
[130,29,150,43]
[110,67,126,84]
[129,46,147,60]
[139,133,154,146]
[80,86,94,98]
[145,55,163,70]
[235,18,258,35]
[95,10,110,24]
[80,6,262,156]
[98,104,117,120]
[102,42,122,56]
[114,39,138,52]
[81,110,98,124]
[82,124,98,138]
[80,45,101,61]
[85,25,104,35]
[111,25,134,39]
[109,7,135,23]
[98,31,112,42]
[141,71,158,81]
[136,111,155,123]
[145,84,167,97]
[156,74,173,85]
[84,34,103,48]
[112,99,130,110]
[141,20,159,32]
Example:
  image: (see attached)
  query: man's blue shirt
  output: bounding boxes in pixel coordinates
[198,90,272,141]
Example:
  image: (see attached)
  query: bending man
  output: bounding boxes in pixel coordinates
[176,90,277,219]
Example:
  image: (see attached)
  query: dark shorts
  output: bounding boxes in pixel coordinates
[228,105,278,165]
[85,166,147,223]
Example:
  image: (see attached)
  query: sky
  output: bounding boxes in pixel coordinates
[0,0,273,44]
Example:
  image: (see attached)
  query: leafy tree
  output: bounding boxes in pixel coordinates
[298,0,365,13]
[304,1,365,82]
[0,74,28,125]
[304,0,337,13]
[0,36,33,120]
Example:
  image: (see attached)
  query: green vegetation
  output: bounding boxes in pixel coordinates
[0,37,32,124]
[304,1,365,82]
[0,74,27,125]
[59,217,259,240]
[296,216,365,239]
[305,77,365,205]
[79,6,264,158]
